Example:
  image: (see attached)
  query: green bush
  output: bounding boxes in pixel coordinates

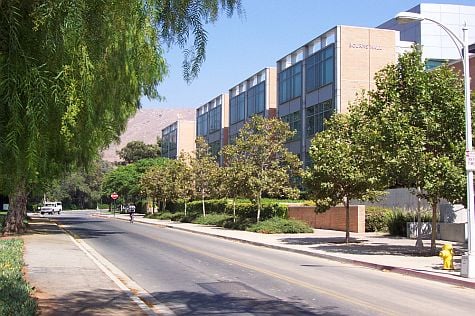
[0,239,37,316]
[246,217,313,234]
[193,214,233,226]
[386,209,433,236]
[365,207,391,232]
[222,217,256,230]
[145,212,186,221]
[224,202,288,220]
[0,211,6,227]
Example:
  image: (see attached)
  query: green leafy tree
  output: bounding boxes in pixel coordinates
[0,0,241,233]
[304,114,385,244]
[102,158,168,210]
[171,153,195,215]
[350,47,466,253]
[221,116,302,222]
[191,137,221,217]
[117,140,161,164]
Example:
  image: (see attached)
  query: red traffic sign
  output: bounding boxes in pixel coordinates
[110,192,119,200]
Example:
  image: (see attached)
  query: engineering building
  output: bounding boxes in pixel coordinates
[161,120,196,159]
[196,94,229,159]
[277,25,409,164]
[228,67,277,143]
[378,3,475,68]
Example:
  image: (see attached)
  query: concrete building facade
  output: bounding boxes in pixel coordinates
[277,25,407,164]
[228,67,277,143]
[378,3,475,67]
[161,120,196,159]
[196,94,229,158]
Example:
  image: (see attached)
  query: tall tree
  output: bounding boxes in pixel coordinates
[304,114,385,244]
[221,116,302,222]
[350,47,466,253]
[117,140,161,164]
[0,0,241,233]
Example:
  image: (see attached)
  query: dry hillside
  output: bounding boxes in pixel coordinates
[101,108,195,162]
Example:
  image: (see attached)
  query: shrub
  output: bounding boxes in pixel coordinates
[365,206,391,232]
[145,212,186,221]
[193,214,233,226]
[0,239,37,315]
[246,217,313,234]
[386,209,434,237]
[224,202,288,220]
[222,217,256,230]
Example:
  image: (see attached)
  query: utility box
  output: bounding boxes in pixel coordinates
[460,254,475,278]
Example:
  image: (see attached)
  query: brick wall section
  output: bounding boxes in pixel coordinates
[288,205,366,233]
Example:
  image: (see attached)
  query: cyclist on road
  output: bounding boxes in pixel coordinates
[128,204,136,223]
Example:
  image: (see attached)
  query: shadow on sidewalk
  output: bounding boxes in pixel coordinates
[279,237,436,256]
[35,288,144,316]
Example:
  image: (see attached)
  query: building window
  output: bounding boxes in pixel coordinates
[161,128,177,158]
[305,45,334,92]
[230,93,245,124]
[306,99,334,137]
[281,111,301,140]
[197,113,208,137]
[209,140,221,158]
[209,106,221,133]
[279,62,302,104]
[247,81,265,117]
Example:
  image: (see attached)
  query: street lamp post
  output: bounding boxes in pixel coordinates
[395,11,474,278]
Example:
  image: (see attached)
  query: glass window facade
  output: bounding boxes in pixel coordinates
[305,45,334,92]
[197,113,208,137]
[281,111,301,140]
[209,106,222,133]
[162,126,177,158]
[305,99,334,137]
[279,62,302,104]
[247,81,265,117]
[230,93,245,124]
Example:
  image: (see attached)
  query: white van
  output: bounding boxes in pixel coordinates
[40,202,62,215]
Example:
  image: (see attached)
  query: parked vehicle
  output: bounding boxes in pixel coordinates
[40,202,62,215]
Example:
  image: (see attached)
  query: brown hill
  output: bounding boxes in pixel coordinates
[101,108,195,162]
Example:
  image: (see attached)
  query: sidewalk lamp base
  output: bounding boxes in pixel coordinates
[461,254,475,278]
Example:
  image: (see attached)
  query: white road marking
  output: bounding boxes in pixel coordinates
[57,223,176,316]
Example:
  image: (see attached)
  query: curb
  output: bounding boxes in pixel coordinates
[101,214,475,290]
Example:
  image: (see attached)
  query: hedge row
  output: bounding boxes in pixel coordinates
[166,199,288,221]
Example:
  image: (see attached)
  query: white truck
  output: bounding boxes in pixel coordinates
[40,201,62,215]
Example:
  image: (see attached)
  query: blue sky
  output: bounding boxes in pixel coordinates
[141,0,475,109]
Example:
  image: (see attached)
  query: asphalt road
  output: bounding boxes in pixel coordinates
[54,211,475,315]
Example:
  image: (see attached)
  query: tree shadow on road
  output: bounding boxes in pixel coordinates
[152,286,344,315]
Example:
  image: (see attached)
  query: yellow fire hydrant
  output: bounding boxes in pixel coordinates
[439,243,454,270]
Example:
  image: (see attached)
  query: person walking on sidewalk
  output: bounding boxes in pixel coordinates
[128,204,136,223]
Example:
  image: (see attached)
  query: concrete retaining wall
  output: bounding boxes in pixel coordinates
[288,205,365,233]
[438,223,467,243]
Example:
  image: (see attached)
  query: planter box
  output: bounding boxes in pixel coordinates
[288,205,365,233]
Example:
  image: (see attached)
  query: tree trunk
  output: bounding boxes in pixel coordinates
[233,198,236,223]
[3,179,28,235]
[202,189,206,217]
[184,201,187,216]
[256,192,262,223]
[415,187,424,251]
[345,196,350,244]
[430,202,438,255]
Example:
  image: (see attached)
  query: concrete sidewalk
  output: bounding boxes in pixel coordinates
[23,217,148,316]
[103,212,475,289]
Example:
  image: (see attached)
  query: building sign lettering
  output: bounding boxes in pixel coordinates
[349,43,383,50]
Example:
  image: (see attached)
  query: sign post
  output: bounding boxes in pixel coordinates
[110,192,119,217]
